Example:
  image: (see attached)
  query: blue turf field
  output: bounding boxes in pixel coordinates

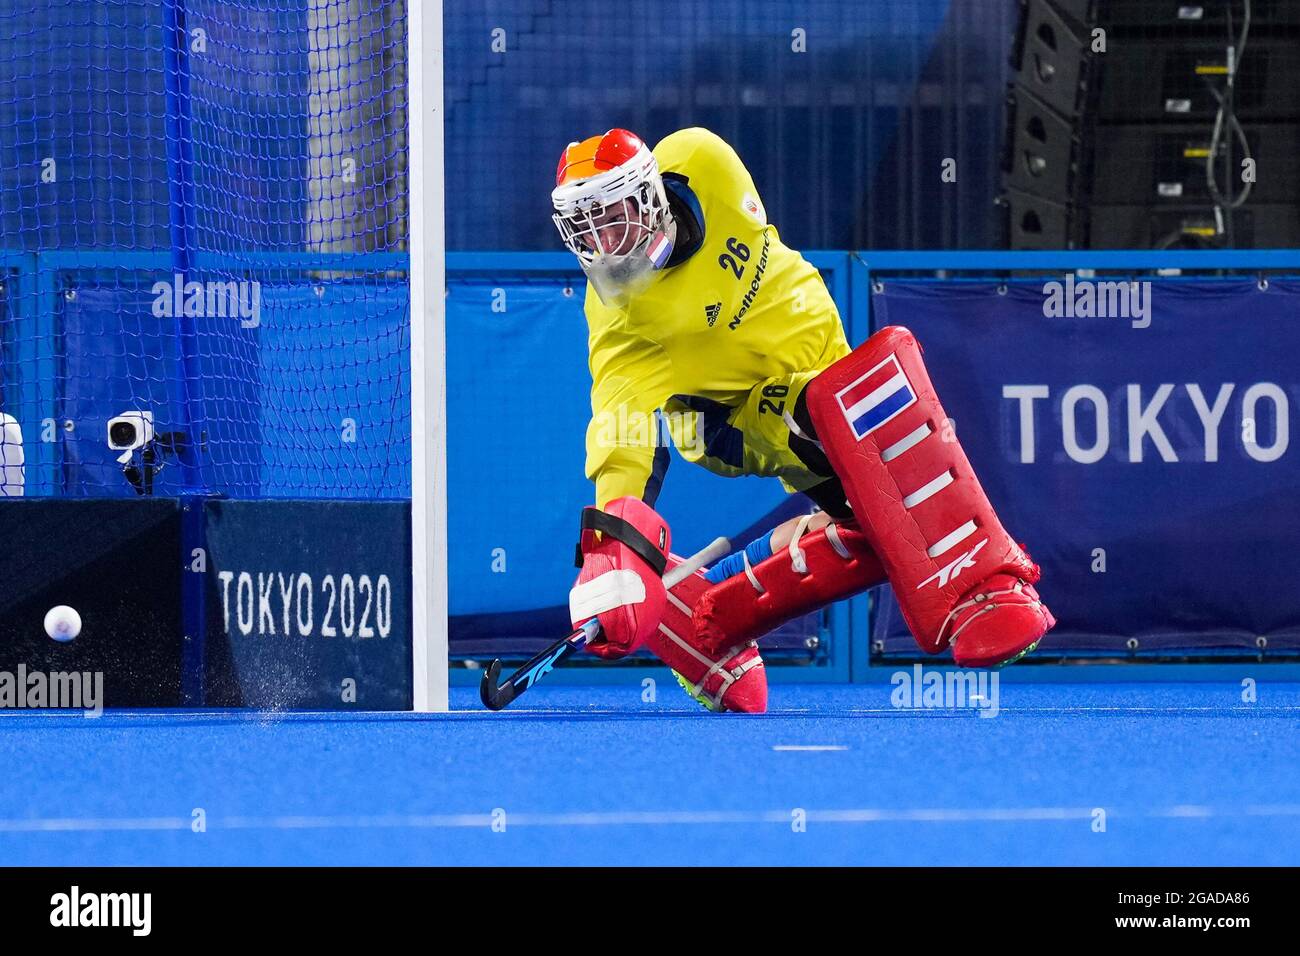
[1,682,1298,866]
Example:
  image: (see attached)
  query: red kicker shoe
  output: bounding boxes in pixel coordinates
[946,574,1055,668]
[642,557,769,713]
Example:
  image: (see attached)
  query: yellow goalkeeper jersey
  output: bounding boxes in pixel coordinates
[583,127,849,507]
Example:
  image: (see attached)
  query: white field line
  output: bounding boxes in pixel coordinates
[4,804,1300,834]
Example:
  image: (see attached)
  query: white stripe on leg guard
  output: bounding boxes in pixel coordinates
[926,519,977,558]
[881,422,931,462]
[902,470,954,509]
[665,588,692,616]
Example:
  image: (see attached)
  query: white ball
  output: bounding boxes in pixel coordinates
[44,605,82,643]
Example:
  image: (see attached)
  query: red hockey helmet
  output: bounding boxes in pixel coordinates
[551,129,673,305]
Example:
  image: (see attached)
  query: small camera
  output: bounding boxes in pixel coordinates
[107,410,155,465]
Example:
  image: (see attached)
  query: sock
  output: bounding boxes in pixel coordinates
[704,531,774,584]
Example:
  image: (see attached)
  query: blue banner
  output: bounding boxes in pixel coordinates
[871,278,1300,656]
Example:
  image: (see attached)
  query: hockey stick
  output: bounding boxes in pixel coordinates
[479,536,731,710]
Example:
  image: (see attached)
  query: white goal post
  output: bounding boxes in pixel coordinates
[408,0,450,712]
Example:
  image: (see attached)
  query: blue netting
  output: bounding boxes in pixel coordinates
[0,0,409,499]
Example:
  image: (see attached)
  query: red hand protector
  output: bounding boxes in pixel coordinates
[570,496,671,660]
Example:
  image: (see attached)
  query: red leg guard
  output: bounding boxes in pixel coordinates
[642,556,769,713]
[804,326,1055,666]
[694,522,886,656]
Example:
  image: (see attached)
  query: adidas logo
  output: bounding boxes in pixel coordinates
[704,302,721,327]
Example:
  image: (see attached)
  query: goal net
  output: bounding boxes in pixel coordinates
[0,0,446,710]
[0,0,410,499]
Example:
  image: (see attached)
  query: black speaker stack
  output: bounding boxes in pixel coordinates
[1000,0,1300,249]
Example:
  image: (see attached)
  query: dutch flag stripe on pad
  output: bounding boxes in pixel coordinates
[836,354,916,440]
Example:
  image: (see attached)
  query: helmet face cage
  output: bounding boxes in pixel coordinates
[553,178,668,266]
